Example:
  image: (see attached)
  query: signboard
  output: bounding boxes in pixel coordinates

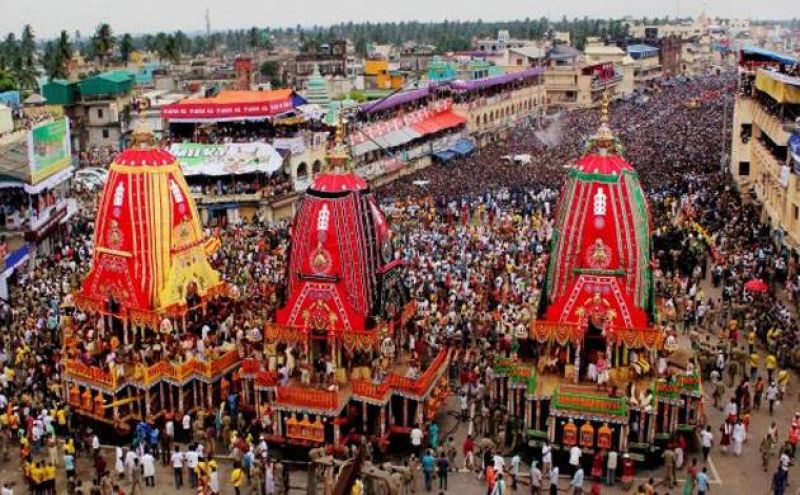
[161,97,293,121]
[27,117,71,185]
[168,142,284,176]
[273,137,306,155]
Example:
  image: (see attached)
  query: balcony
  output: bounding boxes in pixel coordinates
[752,103,791,146]
[592,74,624,91]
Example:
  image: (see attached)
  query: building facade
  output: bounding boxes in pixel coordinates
[730,48,800,249]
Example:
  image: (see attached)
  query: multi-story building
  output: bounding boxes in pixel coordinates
[730,47,800,249]
[473,30,534,53]
[290,40,347,87]
[627,44,663,90]
[42,70,134,151]
[544,43,633,108]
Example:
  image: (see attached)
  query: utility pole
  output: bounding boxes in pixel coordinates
[205,6,211,37]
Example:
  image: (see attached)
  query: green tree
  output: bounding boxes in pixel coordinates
[20,25,36,70]
[156,34,180,63]
[119,33,134,63]
[0,67,16,91]
[43,31,73,80]
[91,23,115,66]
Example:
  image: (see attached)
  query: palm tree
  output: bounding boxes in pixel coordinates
[43,31,73,80]
[20,24,36,70]
[157,35,180,64]
[119,33,134,63]
[92,23,115,66]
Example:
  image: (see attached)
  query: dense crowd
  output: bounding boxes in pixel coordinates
[2,67,800,495]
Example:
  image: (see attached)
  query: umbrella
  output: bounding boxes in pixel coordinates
[744,278,768,293]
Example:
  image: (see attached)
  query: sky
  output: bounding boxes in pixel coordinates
[0,0,795,39]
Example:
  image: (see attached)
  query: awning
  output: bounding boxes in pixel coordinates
[352,140,380,156]
[24,165,74,194]
[411,111,466,135]
[3,244,30,273]
[162,89,297,122]
[756,70,800,104]
[451,138,475,156]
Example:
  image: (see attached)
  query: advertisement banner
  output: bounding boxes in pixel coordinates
[168,142,284,176]
[161,97,293,121]
[27,117,71,185]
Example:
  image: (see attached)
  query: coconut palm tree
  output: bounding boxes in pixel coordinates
[119,33,134,63]
[91,23,115,66]
[43,31,73,80]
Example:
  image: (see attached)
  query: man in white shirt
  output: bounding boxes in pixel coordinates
[182,414,192,443]
[410,425,423,458]
[509,453,520,490]
[185,448,199,488]
[700,425,714,460]
[606,450,618,486]
[493,452,505,474]
[569,445,582,476]
[209,466,220,495]
[530,461,542,495]
[141,451,156,487]
[549,465,560,493]
[170,447,184,489]
[165,419,175,440]
[541,442,552,477]
[1,482,13,495]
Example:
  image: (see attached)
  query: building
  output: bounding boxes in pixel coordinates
[545,44,632,108]
[626,44,663,90]
[0,117,77,297]
[42,70,135,151]
[291,40,347,87]
[492,45,547,70]
[473,30,534,53]
[363,58,405,90]
[653,35,683,77]
[730,47,800,249]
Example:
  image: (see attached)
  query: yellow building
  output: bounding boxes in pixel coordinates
[730,53,800,248]
[364,59,405,90]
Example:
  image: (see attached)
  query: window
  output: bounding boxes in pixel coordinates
[97,108,104,119]
[795,205,799,221]
[102,129,109,139]
[740,123,752,144]
[738,162,750,176]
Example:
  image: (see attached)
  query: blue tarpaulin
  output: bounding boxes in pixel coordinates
[3,244,29,273]
[433,150,457,162]
[0,91,20,109]
[451,139,476,156]
[790,132,800,173]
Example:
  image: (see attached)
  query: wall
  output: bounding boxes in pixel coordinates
[453,83,547,133]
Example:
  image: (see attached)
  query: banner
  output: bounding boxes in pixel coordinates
[27,117,71,185]
[273,137,306,155]
[168,142,284,176]
[161,97,293,121]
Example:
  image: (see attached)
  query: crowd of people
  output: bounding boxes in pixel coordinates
[0,66,798,495]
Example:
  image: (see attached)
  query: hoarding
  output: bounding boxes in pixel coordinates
[27,117,71,185]
[168,142,284,176]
